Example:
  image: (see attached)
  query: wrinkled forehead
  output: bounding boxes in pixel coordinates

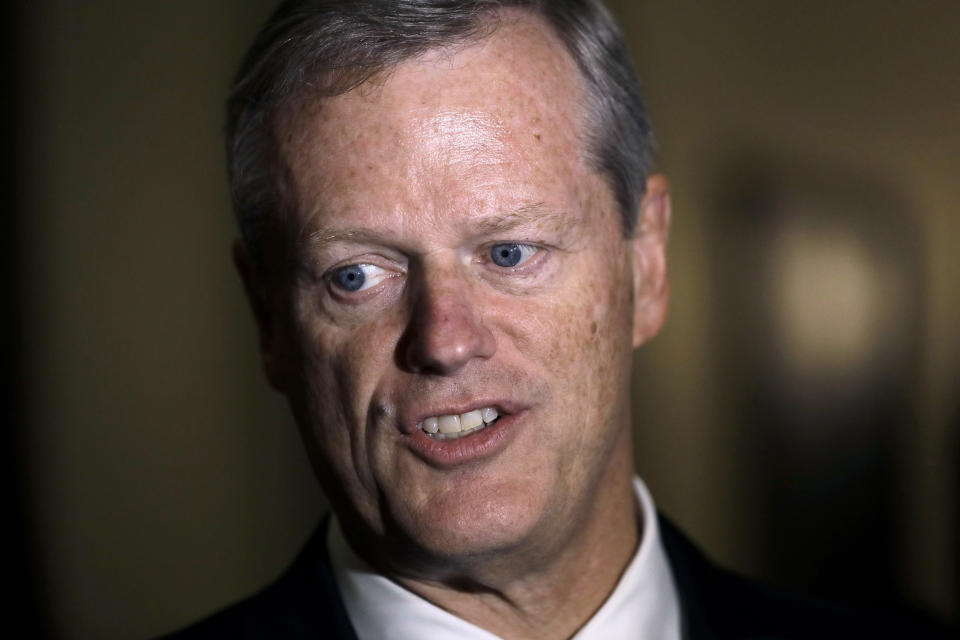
[274,11,595,228]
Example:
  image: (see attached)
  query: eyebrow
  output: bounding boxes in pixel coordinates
[467,203,574,236]
[299,202,578,251]
[301,226,395,250]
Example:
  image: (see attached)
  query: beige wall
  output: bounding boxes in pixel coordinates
[20,1,958,637]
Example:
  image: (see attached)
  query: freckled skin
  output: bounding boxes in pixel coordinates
[241,10,670,639]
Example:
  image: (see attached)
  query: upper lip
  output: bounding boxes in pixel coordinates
[400,398,522,434]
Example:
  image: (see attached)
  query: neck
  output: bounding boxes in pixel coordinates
[389,431,639,640]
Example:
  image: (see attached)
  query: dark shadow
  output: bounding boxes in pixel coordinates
[5,0,50,636]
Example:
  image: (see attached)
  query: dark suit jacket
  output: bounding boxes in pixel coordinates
[162,516,954,639]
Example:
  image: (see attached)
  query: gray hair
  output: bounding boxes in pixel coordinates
[227,0,654,267]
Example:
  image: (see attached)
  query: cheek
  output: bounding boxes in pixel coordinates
[288,301,405,506]
[510,248,633,374]
[504,247,635,451]
[294,293,402,409]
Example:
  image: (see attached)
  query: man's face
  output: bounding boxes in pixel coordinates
[252,13,667,569]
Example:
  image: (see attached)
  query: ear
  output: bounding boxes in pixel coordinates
[630,173,671,348]
[233,240,289,392]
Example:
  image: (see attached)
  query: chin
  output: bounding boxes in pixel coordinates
[391,479,551,561]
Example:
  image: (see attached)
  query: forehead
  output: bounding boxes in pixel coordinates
[278,10,602,236]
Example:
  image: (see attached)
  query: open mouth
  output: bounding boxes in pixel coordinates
[417,407,501,440]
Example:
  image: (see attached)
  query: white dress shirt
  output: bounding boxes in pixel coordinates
[327,476,682,639]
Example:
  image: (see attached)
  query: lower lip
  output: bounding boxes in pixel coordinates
[404,413,522,468]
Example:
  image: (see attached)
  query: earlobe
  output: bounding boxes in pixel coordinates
[233,240,288,392]
[631,174,671,348]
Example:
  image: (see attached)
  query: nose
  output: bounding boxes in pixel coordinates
[399,275,496,375]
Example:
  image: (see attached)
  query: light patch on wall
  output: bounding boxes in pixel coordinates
[770,215,885,385]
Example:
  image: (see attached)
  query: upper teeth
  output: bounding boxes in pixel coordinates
[419,407,499,439]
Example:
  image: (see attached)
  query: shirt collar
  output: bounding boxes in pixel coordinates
[327,476,681,640]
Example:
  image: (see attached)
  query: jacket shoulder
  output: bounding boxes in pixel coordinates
[158,521,357,640]
[658,515,956,640]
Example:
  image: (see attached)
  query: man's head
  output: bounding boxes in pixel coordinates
[230,0,670,580]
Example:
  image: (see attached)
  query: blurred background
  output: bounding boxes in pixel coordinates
[7,1,958,637]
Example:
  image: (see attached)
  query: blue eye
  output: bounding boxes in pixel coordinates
[331,264,390,292]
[490,243,536,268]
[335,265,365,291]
